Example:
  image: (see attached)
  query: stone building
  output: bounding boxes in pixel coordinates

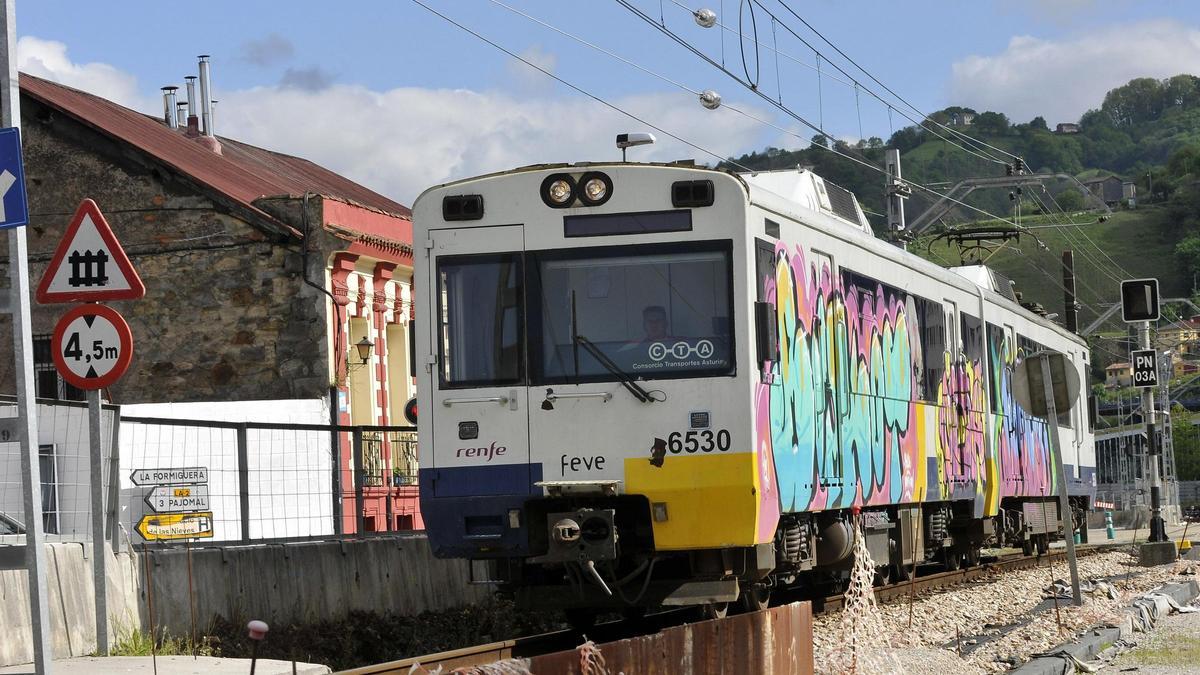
[0,74,418,531]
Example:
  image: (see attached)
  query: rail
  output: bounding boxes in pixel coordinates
[341,542,1127,674]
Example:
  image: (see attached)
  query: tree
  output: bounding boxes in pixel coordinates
[810,134,829,149]
[1056,188,1084,211]
[973,111,1010,135]
[1029,116,1049,131]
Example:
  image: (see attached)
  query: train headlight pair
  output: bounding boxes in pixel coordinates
[540,172,612,208]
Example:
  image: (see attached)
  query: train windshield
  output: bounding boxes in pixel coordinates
[530,241,734,383]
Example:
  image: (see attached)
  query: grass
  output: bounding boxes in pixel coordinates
[1117,633,1200,666]
[101,622,215,658]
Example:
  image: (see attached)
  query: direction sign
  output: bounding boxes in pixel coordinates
[144,484,211,513]
[0,127,29,229]
[136,512,214,541]
[1132,349,1159,388]
[36,198,145,303]
[130,466,208,486]
[51,304,133,390]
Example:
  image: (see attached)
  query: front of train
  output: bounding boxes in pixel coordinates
[413,163,774,614]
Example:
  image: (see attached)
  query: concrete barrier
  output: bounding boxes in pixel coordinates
[0,535,488,668]
[141,535,488,635]
[0,543,141,666]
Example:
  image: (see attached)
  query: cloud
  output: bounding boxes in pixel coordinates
[948,19,1200,124]
[219,84,767,204]
[16,36,153,112]
[238,34,294,67]
[505,45,558,91]
[280,66,335,91]
[16,34,770,206]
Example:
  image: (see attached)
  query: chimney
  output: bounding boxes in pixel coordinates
[161,86,179,129]
[176,102,188,128]
[198,55,214,137]
[184,75,198,121]
[210,100,218,134]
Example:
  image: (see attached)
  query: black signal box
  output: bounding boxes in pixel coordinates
[1121,278,1160,323]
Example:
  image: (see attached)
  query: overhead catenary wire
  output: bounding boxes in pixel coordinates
[614,0,1031,228]
[409,0,756,172]
[666,0,1015,167]
[770,0,1025,165]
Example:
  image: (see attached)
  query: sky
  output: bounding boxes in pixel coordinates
[15,1,1200,205]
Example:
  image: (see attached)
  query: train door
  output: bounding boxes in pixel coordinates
[426,225,531,497]
[942,299,960,485]
[813,250,843,491]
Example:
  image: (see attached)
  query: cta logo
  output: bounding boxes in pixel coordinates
[456,441,507,462]
[648,339,714,361]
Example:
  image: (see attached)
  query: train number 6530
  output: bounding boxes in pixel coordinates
[667,429,731,453]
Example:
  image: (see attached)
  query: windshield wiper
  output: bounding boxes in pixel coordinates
[574,334,654,403]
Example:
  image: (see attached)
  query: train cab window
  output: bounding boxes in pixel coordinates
[436,253,524,388]
[529,241,734,383]
[755,238,776,302]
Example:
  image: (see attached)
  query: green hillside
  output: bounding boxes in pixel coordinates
[725,74,1200,350]
[912,205,1188,332]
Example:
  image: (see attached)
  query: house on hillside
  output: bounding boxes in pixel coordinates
[1105,362,1132,388]
[0,72,419,533]
[1055,123,1080,134]
[1083,175,1124,206]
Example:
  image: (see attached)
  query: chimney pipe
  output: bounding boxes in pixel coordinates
[198,55,214,137]
[210,100,218,134]
[184,75,198,119]
[176,102,188,127]
[161,86,179,129]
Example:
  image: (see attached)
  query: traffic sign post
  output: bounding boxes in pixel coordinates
[1014,351,1082,606]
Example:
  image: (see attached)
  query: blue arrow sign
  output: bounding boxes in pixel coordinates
[0,127,28,229]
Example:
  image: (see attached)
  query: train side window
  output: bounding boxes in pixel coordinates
[913,296,944,402]
[960,313,983,369]
[986,323,1004,411]
[754,238,776,303]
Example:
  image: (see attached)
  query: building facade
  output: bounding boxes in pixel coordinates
[0,74,418,532]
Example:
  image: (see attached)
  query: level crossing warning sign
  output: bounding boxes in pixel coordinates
[36,198,145,303]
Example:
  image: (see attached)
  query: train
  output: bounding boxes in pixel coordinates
[412,158,1096,622]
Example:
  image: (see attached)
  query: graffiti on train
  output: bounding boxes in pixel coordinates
[755,242,1057,516]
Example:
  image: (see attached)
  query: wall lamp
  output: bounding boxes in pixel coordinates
[348,336,374,373]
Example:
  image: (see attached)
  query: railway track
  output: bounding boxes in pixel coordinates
[339,542,1126,674]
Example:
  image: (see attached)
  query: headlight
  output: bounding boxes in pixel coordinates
[578,172,613,206]
[540,173,576,208]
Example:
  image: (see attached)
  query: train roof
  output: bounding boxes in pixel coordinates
[415,161,1086,350]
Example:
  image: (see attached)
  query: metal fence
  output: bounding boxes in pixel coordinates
[1,397,421,549]
[0,397,119,544]
[121,416,420,545]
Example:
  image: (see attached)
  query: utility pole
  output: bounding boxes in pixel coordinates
[1062,250,1078,333]
[1140,320,1167,543]
[1,1,52,672]
[885,148,909,249]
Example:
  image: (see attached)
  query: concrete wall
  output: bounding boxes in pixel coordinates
[142,535,487,635]
[0,535,487,668]
[0,543,140,667]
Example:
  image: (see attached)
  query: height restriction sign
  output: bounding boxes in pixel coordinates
[51,304,134,390]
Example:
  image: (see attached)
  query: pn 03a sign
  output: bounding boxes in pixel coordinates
[1131,349,1159,388]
